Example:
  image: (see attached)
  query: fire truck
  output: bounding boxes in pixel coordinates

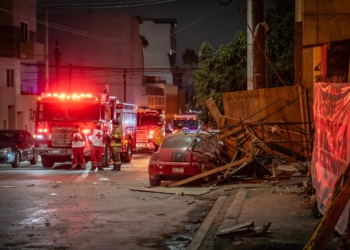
[136,108,164,152]
[172,114,200,133]
[32,92,137,168]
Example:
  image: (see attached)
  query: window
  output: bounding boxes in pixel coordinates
[21,21,29,42]
[7,69,14,87]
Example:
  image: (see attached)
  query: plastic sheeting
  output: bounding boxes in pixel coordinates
[312,82,350,234]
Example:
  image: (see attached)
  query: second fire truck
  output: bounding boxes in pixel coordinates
[32,92,137,168]
[136,108,164,152]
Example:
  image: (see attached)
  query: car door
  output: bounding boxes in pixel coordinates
[25,131,35,160]
[19,131,29,160]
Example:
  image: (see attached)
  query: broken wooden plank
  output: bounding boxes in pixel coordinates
[169,157,253,187]
[272,177,309,187]
[205,97,224,127]
[217,220,254,235]
[255,144,294,161]
[313,162,350,250]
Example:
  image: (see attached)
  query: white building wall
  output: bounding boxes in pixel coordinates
[0,58,37,132]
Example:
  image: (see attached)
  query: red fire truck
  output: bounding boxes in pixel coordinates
[136,108,164,152]
[32,92,137,168]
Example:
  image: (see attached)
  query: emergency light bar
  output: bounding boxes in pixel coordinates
[174,114,197,120]
[38,93,107,102]
[137,109,159,114]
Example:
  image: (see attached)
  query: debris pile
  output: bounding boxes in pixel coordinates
[169,89,313,188]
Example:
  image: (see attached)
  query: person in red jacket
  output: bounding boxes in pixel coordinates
[89,121,105,171]
[69,124,86,170]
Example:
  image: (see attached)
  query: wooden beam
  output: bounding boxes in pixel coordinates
[168,157,253,187]
[255,144,294,161]
[205,97,223,127]
[314,162,350,250]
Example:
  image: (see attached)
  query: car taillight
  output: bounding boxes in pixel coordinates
[150,153,160,161]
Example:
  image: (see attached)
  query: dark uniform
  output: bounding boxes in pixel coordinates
[110,120,123,171]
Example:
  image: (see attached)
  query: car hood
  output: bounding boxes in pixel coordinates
[0,141,17,151]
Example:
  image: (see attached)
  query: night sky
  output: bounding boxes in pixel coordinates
[36,0,274,67]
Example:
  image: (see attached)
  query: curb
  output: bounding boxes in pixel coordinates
[214,188,248,250]
[186,195,227,250]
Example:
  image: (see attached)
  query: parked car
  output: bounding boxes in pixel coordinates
[0,130,38,168]
[148,132,221,186]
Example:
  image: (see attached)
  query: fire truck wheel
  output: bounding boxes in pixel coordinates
[123,141,132,163]
[149,178,161,187]
[41,156,54,168]
[11,152,20,168]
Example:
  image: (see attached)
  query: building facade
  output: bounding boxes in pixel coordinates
[0,0,44,132]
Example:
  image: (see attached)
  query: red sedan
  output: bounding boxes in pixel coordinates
[148,132,220,186]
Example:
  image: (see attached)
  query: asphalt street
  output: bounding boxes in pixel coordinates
[0,154,220,250]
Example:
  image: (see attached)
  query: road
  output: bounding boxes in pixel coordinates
[0,153,218,250]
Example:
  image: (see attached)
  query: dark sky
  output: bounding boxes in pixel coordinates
[37,0,274,67]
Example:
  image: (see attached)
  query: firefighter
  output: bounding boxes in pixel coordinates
[176,123,184,133]
[110,120,123,171]
[153,122,164,152]
[69,124,86,170]
[89,121,105,171]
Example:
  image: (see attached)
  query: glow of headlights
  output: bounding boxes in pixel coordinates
[37,135,43,139]
[0,147,11,153]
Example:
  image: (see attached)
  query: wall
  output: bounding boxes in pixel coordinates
[299,0,350,107]
[36,13,143,104]
[140,20,173,84]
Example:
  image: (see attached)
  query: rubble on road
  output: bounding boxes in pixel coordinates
[168,91,313,189]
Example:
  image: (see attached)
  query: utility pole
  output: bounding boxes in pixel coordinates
[252,0,266,89]
[53,40,61,92]
[45,0,49,92]
[247,0,267,89]
[123,69,127,102]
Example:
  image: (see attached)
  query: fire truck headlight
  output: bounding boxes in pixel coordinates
[149,134,153,139]
[36,135,43,139]
[150,131,154,134]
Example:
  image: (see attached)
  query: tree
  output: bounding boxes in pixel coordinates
[191,0,295,124]
[265,0,295,87]
[192,31,247,124]
[140,35,149,49]
[182,48,199,68]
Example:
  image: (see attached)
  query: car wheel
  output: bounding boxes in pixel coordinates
[149,178,161,187]
[41,156,54,168]
[123,140,132,163]
[11,152,21,168]
[30,151,38,165]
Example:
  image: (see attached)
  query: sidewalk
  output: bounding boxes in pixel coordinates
[188,183,339,250]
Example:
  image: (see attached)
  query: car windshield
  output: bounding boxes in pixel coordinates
[0,132,20,141]
[161,133,195,149]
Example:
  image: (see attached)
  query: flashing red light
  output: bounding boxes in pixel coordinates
[38,128,48,133]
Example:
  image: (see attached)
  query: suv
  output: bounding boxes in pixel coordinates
[0,130,38,168]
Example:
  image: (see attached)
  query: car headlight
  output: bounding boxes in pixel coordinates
[0,147,12,153]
